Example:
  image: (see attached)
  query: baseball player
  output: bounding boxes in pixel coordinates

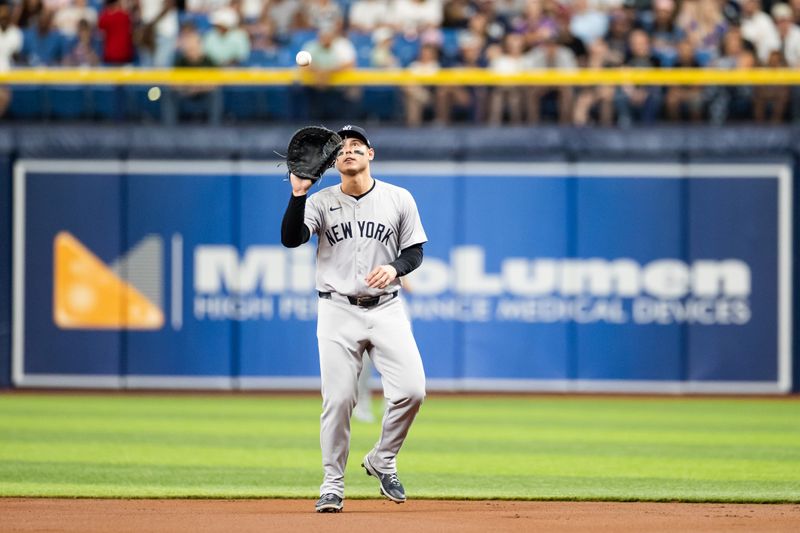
[280,125,427,513]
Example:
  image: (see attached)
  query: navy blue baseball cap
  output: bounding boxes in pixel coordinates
[337,125,371,148]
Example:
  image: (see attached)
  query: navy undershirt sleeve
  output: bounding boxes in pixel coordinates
[281,194,311,248]
[389,243,424,277]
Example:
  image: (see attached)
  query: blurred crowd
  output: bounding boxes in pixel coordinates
[0,0,798,125]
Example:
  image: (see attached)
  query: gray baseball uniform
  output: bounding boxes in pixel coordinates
[304,179,427,498]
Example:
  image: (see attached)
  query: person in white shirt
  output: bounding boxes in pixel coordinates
[306,0,344,32]
[741,0,781,63]
[487,32,526,125]
[390,0,443,34]
[203,7,251,65]
[525,33,577,124]
[772,3,800,121]
[268,0,302,40]
[239,0,263,21]
[348,0,388,33]
[0,4,22,72]
[402,42,440,126]
[772,3,800,66]
[0,4,21,117]
[53,0,98,37]
[570,0,608,46]
[137,0,179,67]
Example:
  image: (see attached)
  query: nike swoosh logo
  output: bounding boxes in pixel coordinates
[329,206,342,211]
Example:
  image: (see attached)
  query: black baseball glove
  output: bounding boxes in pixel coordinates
[286,126,343,182]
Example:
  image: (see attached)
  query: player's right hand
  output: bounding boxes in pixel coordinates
[289,172,314,197]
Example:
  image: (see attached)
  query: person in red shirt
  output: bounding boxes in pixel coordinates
[98,0,133,65]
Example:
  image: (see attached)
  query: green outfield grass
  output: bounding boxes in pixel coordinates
[0,393,798,502]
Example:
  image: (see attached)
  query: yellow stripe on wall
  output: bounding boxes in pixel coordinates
[0,68,796,86]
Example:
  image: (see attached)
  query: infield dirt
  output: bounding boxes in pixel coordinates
[1,498,799,533]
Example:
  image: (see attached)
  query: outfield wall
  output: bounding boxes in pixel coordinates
[0,125,797,393]
[0,156,11,389]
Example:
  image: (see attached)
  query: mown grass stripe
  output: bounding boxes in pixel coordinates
[0,394,797,502]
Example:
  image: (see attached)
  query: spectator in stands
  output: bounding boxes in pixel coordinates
[162,22,222,125]
[554,8,587,64]
[0,3,22,69]
[53,0,98,37]
[676,0,727,62]
[513,0,557,49]
[136,0,179,67]
[391,0,443,35]
[348,0,388,34]
[13,0,44,30]
[266,0,303,42]
[402,42,440,126]
[773,2,800,120]
[495,0,527,20]
[301,25,357,119]
[0,3,22,118]
[436,33,488,123]
[175,22,215,67]
[647,0,680,61]
[753,49,789,123]
[740,0,780,62]
[714,26,754,69]
[475,0,514,43]
[458,12,497,48]
[615,29,662,126]
[203,7,250,65]
[572,38,615,126]
[707,26,756,124]
[773,2,800,66]
[541,0,562,22]
[487,32,525,125]
[525,31,576,124]
[569,0,608,47]
[237,0,265,22]
[246,7,280,58]
[306,0,343,32]
[665,39,703,121]
[98,0,135,64]
[370,25,398,67]
[603,7,632,66]
[62,17,100,65]
[442,0,476,29]
[418,21,445,53]
[22,9,63,65]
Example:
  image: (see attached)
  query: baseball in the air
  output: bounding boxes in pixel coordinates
[296,51,312,67]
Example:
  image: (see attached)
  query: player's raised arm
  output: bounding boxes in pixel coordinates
[281,127,343,248]
[280,173,313,248]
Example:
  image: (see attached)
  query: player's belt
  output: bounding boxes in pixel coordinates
[318,291,398,308]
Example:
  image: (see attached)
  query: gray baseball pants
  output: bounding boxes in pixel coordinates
[316,295,425,498]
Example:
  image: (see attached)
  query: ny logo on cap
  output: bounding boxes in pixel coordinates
[341,125,353,130]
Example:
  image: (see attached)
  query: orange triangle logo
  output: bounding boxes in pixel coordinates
[53,232,164,330]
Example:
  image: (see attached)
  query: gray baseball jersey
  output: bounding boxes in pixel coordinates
[304,178,427,500]
[304,179,427,296]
